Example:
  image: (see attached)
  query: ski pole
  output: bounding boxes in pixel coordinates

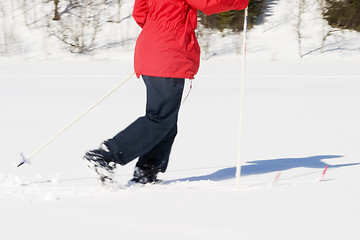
[18,72,135,168]
[236,7,248,189]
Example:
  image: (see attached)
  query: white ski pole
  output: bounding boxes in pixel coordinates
[236,7,248,189]
[18,72,135,168]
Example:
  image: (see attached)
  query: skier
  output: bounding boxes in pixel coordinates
[84,0,249,185]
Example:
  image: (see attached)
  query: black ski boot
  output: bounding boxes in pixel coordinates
[129,166,162,185]
[84,142,117,186]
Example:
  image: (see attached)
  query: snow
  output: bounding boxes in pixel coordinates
[1,0,360,239]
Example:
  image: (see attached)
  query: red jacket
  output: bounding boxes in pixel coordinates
[133,0,249,79]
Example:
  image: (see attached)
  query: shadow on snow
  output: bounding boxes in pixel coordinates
[165,155,359,183]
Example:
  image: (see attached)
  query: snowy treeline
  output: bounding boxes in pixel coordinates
[0,0,138,56]
[0,0,359,58]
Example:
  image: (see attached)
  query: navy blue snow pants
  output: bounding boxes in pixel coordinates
[106,75,184,172]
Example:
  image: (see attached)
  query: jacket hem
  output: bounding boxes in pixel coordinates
[135,71,195,80]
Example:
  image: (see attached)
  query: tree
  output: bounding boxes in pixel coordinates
[297,0,305,57]
[53,0,61,21]
[48,0,112,53]
[323,0,360,32]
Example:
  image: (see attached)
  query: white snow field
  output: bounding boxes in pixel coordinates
[1,56,360,240]
[1,0,360,240]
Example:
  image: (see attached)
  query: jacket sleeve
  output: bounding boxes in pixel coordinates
[133,0,148,28]
[185,0,249,16]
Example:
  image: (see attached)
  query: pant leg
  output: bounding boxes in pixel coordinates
[136,123,177,172]
[105,75,184,165]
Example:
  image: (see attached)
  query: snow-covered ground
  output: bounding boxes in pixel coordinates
[1,56,360,240]
[1,0,360,239]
